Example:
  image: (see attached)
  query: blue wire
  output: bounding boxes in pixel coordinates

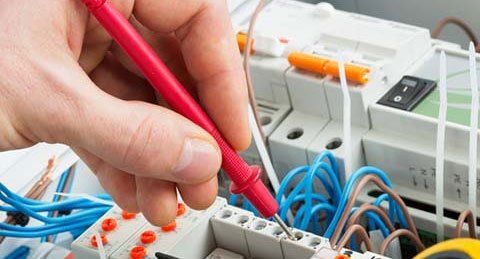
[0,190,109,224]
[276,166,310,203]
[0,213,105,232]
[5,245,30,259]
[324,166,395,238]
[0,194,111,212]
[0,220,97,238]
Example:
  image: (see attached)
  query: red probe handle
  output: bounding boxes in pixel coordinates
[81,0,279,217]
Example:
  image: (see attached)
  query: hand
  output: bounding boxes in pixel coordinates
[0,0,250,226]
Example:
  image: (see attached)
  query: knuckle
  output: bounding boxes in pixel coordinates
[121,112,172,174]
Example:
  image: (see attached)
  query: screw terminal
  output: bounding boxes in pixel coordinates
[90,233,107,247]
[140,230,156,244]
[101,218,117,232]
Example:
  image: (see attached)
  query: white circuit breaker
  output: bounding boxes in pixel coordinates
[234,0,432,186]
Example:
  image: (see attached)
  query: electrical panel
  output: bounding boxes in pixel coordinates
[72,197,389,259]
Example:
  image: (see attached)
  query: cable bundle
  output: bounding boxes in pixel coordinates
[0,182,112,239]
[232,150,426,255]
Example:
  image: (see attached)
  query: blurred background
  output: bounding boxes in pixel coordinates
[304,0,479,49]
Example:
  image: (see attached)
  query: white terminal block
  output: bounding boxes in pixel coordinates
[280,229,327,259]
[285,68,330,119]
[241,100,291,166]
[111,198,226,259]
[269,111,329,180]
[211,205,255,258]
[249,55,292,106]
[72,206,147,259]
[204,248,244,259]
[244,218,286,259]
[307,121,367,181]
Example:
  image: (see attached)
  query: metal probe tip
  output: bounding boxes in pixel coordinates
[273,214,296,240]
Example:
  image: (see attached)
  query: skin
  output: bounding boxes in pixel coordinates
[0,0,250,226]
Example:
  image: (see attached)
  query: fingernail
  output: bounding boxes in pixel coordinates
[173,138,221,182]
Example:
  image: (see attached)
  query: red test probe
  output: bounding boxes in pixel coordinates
[80,0,295,239]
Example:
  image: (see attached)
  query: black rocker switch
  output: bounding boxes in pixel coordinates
[378,76,436,111]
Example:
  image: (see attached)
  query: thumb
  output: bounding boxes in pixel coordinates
[63,75,222,184]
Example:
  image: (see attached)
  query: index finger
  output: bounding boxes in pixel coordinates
[133,0,251,151]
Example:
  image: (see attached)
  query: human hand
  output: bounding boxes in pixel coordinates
[0,0,250,225]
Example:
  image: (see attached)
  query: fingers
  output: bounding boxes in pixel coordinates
[71,93,221,184]
[76,145,219,226]
[89,53,156,102]
[74,147,139,212]
[177,176,218,210]
[133,0,251,151]
[136,177,177,226]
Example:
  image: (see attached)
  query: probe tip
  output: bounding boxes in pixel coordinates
[273,214,296,240]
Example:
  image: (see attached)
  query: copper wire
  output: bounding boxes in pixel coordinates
[0,157,56,243]
[454,209,476,238]
[346,203,396,233]
[334,224,373,252]
[330,175,419,246]
[379,229,425,255]
[432,17,480,52]
[244,0,267,143]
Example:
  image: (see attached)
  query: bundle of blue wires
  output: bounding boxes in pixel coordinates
[0,181,112,240]
[229,150,409,246]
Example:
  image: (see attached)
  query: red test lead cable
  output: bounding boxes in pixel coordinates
[80,0,295,239]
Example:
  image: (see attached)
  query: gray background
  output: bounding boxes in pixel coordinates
[304,0,479,49]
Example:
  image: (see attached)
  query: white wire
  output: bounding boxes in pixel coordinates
[247,105,280,193]
[53,192,115,206]
[338,54,352,175]
[95,231,107,259]
[468,42,478,237]
[435,50,447,242]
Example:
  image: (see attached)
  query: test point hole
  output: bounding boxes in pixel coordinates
[272,227,284,236]
[237,215,249,224]
[221,210,232,219]
[326,137,342,150]
[254,221,267,230]
[294,232,304,240]
[260,116,272,126]
[287,128,304,140]
[309,238,321,248]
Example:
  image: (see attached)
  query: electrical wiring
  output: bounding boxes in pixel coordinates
[379,229,425,255]
[328,174,416,246]
[268,151,341,233]
[346,204,395,236]
[325,167,398,240]
[0,158,56,244]
[46,164,77,242]
[0,179,112,241]
[5,245,29,259]
[0,220,99,238]
[454,209,476,238]
[432,17,480,52]
[435,50,447,242]
[244,0,266,143]
[334,224,373,252]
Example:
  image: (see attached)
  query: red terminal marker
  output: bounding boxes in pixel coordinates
[122,211,137,220]
[176,203,186,217]
[90,233,107,247]
[101,218,117,232]
[140,230,156,244]
[79,0,295,238]
[130,246,147,259]
[161,220,177,232]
